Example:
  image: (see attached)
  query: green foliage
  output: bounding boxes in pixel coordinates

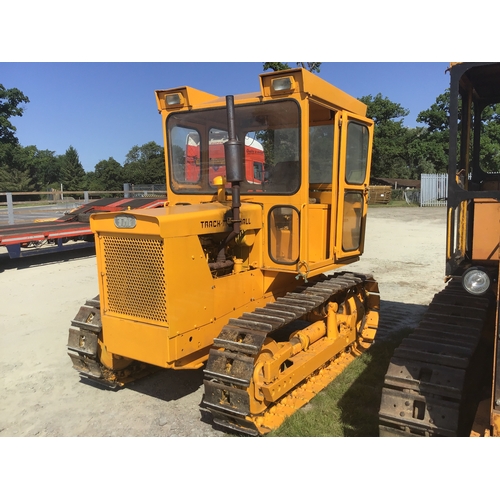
[479,103,500,171]
[416,93,500,173]
[0,166,34,192]
[417,91,450,132]
[358,91,466,179]
[359,94,410,178]
[263,63,322,74]
[171,145,185,170]
[0,147,35,192]
[123,141,165,185]
[0,84,30,146]
[414,91,451,173]
[0,143,34,192]
[93,157,124,190]
[361,93,409,124]
[32,148,62,188]
[263,62,291,72]
[0,142,68,192]
[297,62,321,73]
[60,146,86,190]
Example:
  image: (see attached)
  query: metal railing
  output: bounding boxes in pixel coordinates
[0,185,167,225]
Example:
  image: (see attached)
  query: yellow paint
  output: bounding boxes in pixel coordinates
[87,68,376,429]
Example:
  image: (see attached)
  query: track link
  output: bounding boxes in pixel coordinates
[378,279,493,437]
[67,295,147,387]
[203,271,380,435]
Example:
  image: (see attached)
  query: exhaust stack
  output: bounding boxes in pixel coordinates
[210,95,245,271]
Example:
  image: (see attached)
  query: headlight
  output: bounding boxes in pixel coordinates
[462,267,491,296]
[165,93,184,107]
[271,76,296,93]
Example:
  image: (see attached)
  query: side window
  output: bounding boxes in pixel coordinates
[269,206,300,264]
[244,134,265,186]
[170,126,200,183]
[342,192,363,251]
[208,128,228,185]
[309,124,333,183]
[248,129,300,193]
[345,122,369,185]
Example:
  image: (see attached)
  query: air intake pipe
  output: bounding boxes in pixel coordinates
[209,95,245,271]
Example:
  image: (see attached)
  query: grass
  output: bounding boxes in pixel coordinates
[267,328,412,437]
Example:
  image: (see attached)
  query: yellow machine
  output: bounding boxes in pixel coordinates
[379,62,500,437]
[67,68,379,435]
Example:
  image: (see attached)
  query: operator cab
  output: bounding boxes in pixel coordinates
[446,62,500,291]
[155,69,374,279]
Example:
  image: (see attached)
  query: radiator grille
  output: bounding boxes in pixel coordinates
[102,236,167,323]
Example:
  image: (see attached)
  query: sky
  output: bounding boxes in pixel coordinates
[2,62,451,172]
[2,2,495,175]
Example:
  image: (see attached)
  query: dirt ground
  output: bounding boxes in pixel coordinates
[0,205,447,437]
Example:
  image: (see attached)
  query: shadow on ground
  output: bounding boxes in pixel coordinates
[0,244,95,272]
[79,363,206,403]
[335,299,429,436]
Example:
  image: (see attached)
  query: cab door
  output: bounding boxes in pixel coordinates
[335,111,374,260]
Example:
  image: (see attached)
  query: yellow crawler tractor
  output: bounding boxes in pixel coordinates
[67,68,379,435]
[379,62,500,437]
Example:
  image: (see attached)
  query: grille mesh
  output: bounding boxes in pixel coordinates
[103,236,167,323]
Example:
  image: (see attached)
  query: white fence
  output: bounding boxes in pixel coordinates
[420,173,448,207]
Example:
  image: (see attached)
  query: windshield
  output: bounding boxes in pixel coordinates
[167,100,300,194]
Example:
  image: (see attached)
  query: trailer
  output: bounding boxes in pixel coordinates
[0,197,166,259]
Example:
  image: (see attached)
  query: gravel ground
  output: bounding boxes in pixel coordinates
[0,205,447,437]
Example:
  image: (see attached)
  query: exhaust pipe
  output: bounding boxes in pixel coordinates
[224,95,244,238]
[210,95,245,271]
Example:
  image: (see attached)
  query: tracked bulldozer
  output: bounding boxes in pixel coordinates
[67,68,379,435]
[379,62,500,437]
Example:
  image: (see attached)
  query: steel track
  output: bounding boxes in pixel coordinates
[202,271,379,435]
[67,296,147,387]
[378,279,493,437]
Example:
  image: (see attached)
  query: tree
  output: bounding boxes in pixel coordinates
[415,91,500,173]
[0,143,35,192]
[60,146,86,190]
[93,157,124,190]
[402,127,445,178]
[0,84,30,145]
[0,162,34,192]
[412,91,451,173]
[480,104,500,170]
[31,148,62,188]
[0,143,35,191]
[263,62,291,72]
[411,90,500,175]
[296,62,321,74]
[0,84,33,191]
[359,93,411,178]
[123,141,165,185]
[263,62,322,74]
